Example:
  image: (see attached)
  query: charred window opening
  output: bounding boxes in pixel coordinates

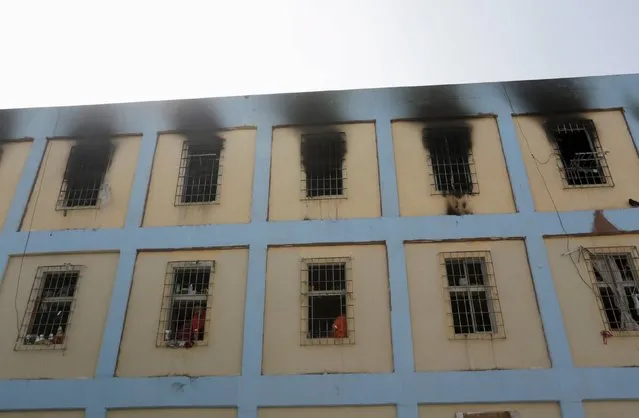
[586,248,639,333]
[57,143,113,209]
[547,120,612,187]
[300,133,346,198]
[301,258,353,344]
[158,261,214,348]
[176,138,223,205]
[16,265,81,350]
[423,127,476,196]
[441,252,503,338]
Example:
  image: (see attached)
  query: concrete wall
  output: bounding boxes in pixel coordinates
[545,234,639,367]
[392,118,516,217]
[21,136,141,231]
[419,403,561,418]
[142,129,256,227]
[0,140,31,230]
[0,252,118,379]
[583,401,639,418]
[405,240,550,371]
[260,406,396,418]
[116,248,248,377]
[268,123,381,221]
[513,110,639,212]
[108,409,236,418]
[262,244,393,375]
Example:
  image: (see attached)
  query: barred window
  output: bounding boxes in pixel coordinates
[423,126,478,195]
[546,119,613,187]
[300,258,354,345]
[456,412,520,418]
[585,247,639,333]
[16,265,82,350]
[175,140,223,205]
[158,261,214,348]
[441,251,504,338]
[300,132,346,198]
[56,143,113,209]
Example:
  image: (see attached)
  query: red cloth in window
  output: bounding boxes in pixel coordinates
[332,314,347,338]
[191,308,206,338]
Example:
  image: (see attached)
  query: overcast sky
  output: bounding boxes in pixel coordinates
[1,0,638,110]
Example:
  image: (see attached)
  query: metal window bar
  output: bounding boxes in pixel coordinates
[584,247,639,334]
[175,141,223,205]
[300,257,354,345]
[158,261,215,348]
[56,143,114,210]
[456,412,519,418]
[15,265,83,350]
[424,127,478,196]
[441,251,504,338]
[300,133,347,199]
[548,120,614,188]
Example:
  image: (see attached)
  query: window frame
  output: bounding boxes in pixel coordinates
[15,264,84,351]
[300,132,348,201]
[157,260,215,348]
[584,246,639,335]
[56,142,114,210]
[440,251,505,340]
[174,140,224,206]
[300,257,354,345]
[545,119,614,189]
[455,412,520,418]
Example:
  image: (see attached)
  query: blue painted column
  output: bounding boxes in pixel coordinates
[622,108,639,152]
[560,399,586,418]
[124,131,159,228]
[85,406,106,418]
[374,119,400,218]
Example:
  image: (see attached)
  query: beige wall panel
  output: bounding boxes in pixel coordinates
[420,402,561,418]
[260,406,395,418]
[0,140,31,230]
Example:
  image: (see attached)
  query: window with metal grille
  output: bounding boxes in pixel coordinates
[300,132,346,198]
[56,143,113,209]
[175,140,223,205]
[441,251,504,338]
[16,265,82,350]
[456,412,520,418]
[546,119,613,187]
[300,257,354,345]
[423,126,477,195]
[158,261,214,348]
[584,247,639,334]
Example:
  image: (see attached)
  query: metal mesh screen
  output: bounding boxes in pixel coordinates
[56,143,113,210]
[158,261,214,348]
[300,257,354,345]
[585,247,639,334]
[424,127,478,196]
[441,251,504,339]
[300,133,346,198]
[175,141,222,205]
[16,265,82,350]
[548,120,613,188]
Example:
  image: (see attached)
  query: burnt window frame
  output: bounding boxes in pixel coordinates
[15,264,84,351]
[300,257,354,345]
[545,119,614,188]
[55,142,115,210]
[300,132,348,200]
[440,251,505,340]
[175,139,224,206]
[423,126,479,196]
[157,260,215,348]
[584,246,639,335]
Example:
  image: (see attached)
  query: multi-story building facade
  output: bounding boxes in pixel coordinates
[0,74,638,418]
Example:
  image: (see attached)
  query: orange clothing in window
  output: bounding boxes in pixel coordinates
[332,314,347,338]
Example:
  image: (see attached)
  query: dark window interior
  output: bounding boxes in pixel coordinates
[445,258,493,334]
[593,254,639,330]
[307,263,347,338]
[62,144,111,207]
[169,267,210,342]
[425,127,473,195]
[301,134,345,197]
[181,142,221,203]
[550,122,606,186]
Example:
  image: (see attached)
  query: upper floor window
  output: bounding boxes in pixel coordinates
[585,247,639,333]
[300,132,346,198]
[546,119,613,187]
[16,265,82,350]
[440,251,504,338]
[300,257,354,345]
[57,143,113,209]
[176,139,223,205]
[158,260,214,348]
[423,126,477,195]
[455,412,520,418]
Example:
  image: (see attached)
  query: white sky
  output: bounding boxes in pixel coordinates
[1,0,639,109]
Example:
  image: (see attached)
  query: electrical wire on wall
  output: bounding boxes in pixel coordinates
[13,110,60,335]
[502,86,595,294]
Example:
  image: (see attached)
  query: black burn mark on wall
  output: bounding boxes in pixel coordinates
[173,98,225,151]
[508,78,589,115]
[0,111,13,160]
